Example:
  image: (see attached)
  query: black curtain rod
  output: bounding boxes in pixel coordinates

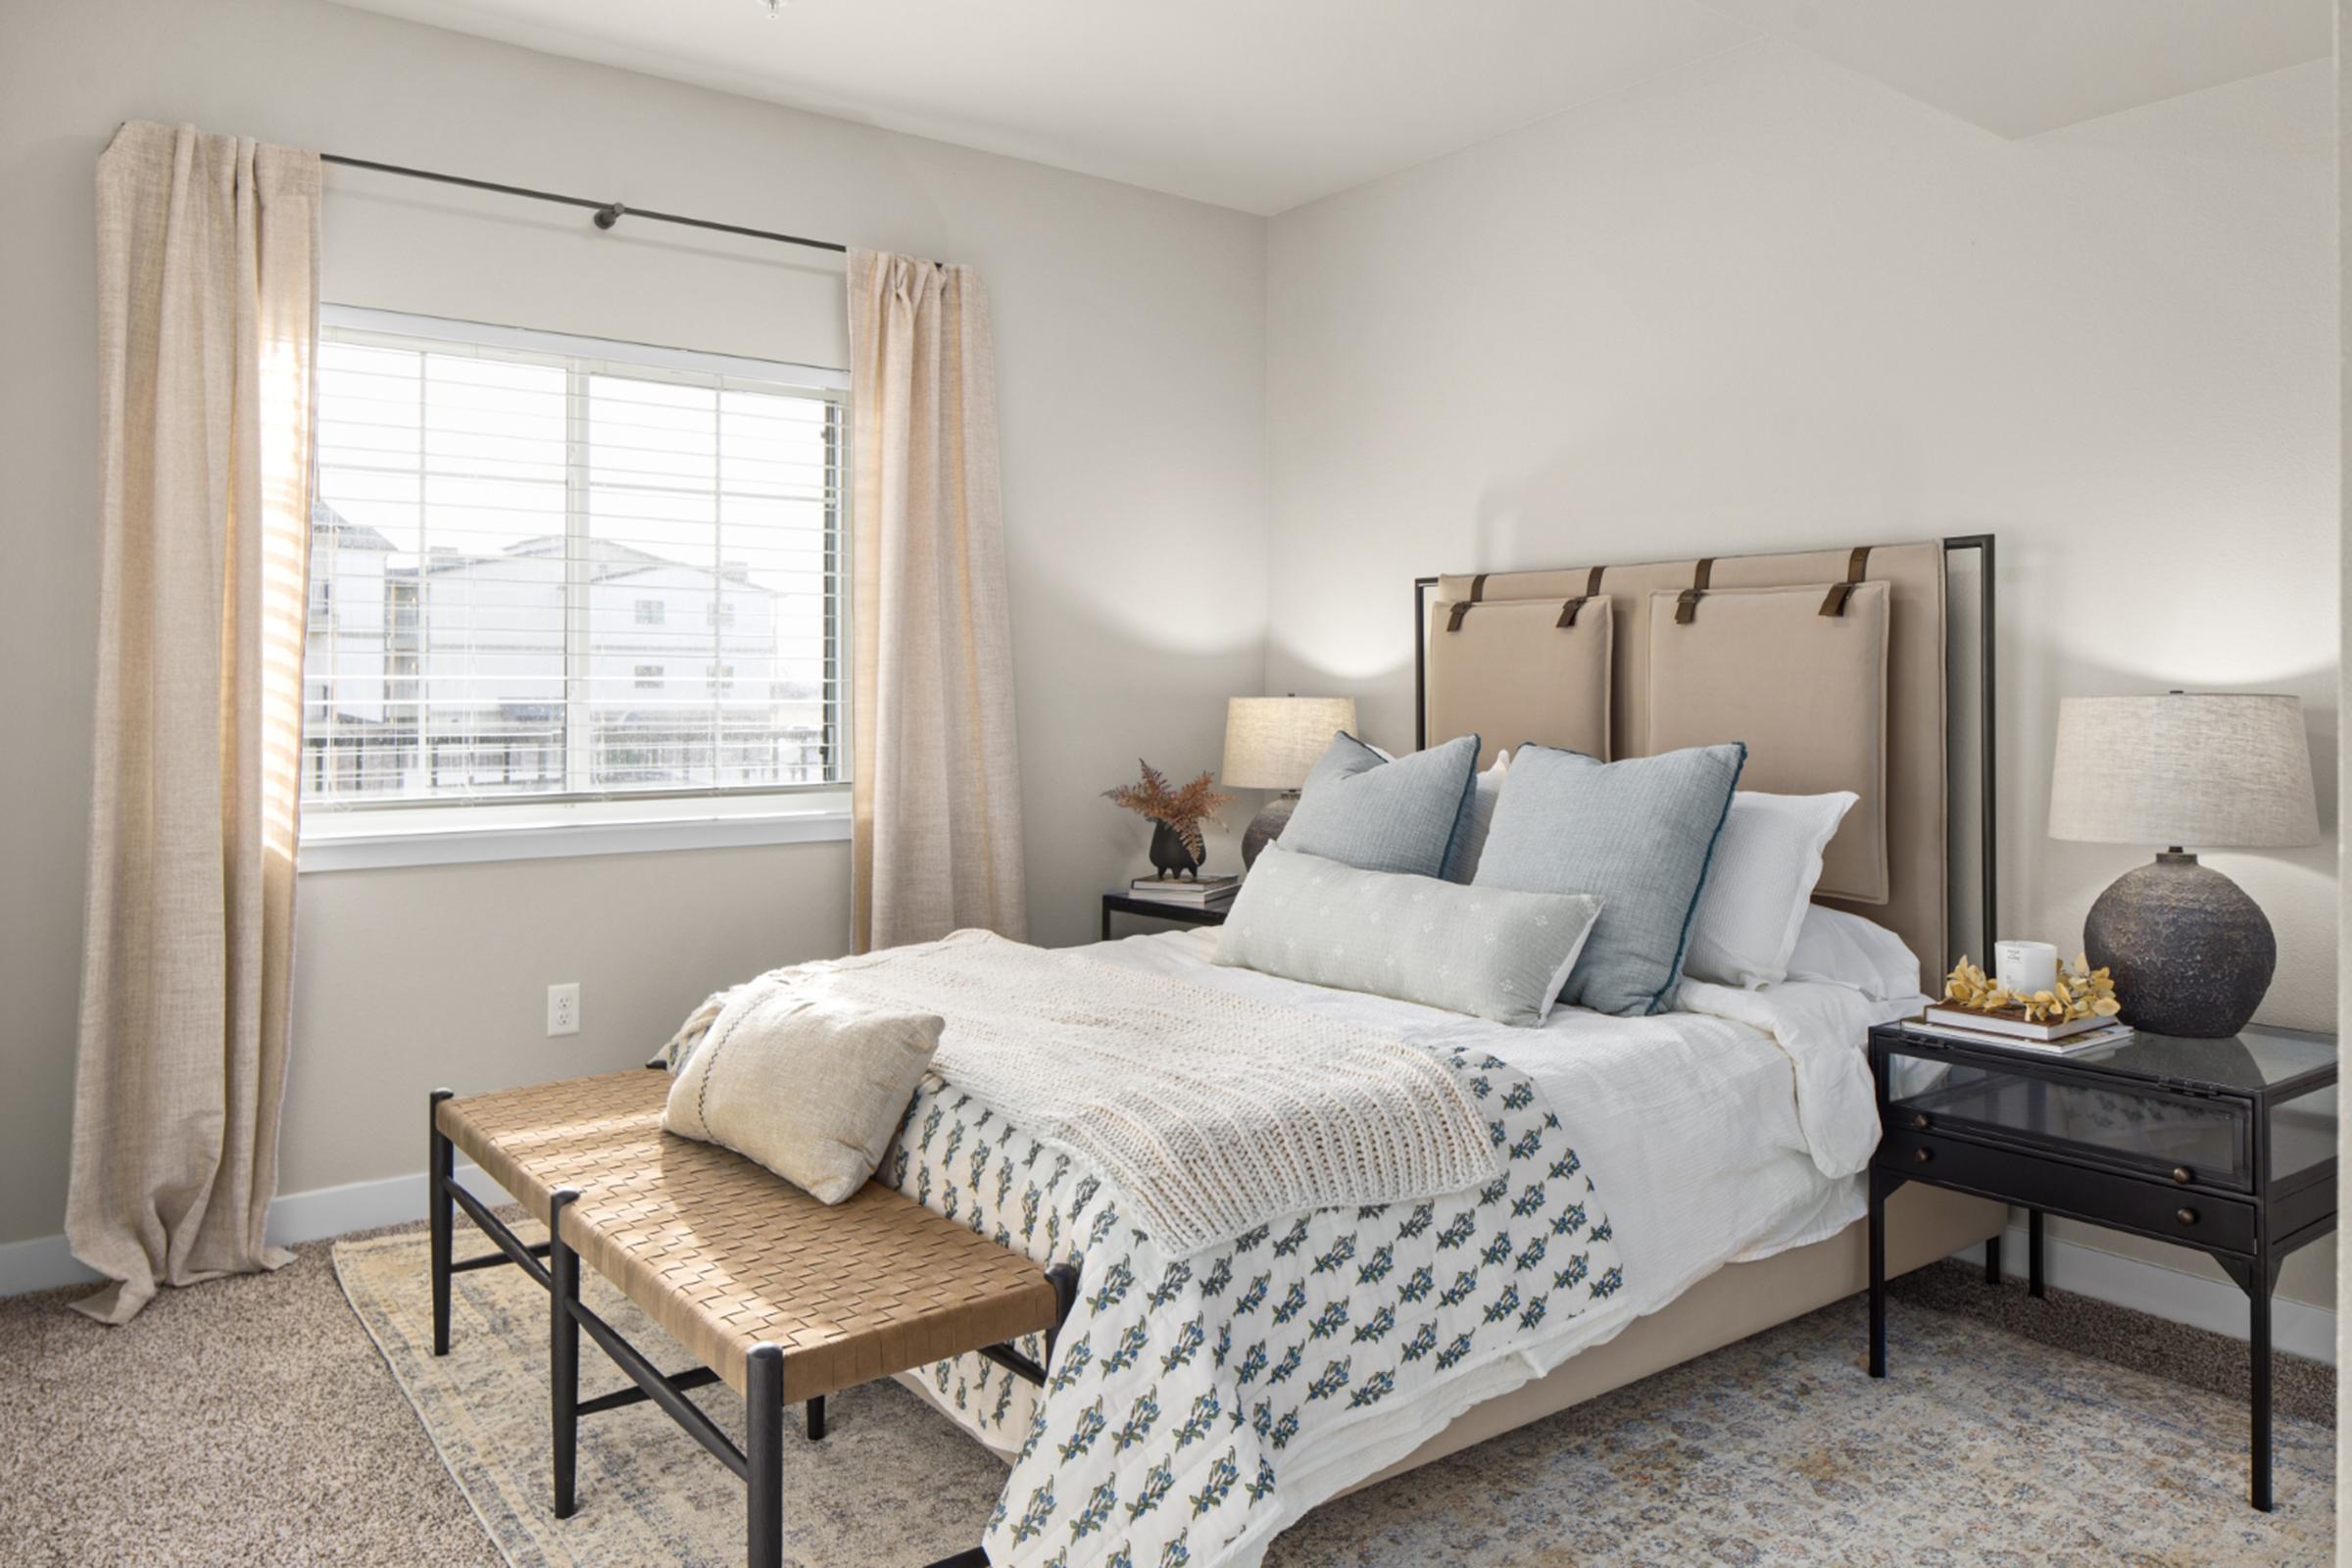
[319,153,851,257]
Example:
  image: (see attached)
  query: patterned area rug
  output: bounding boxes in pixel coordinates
[336,1227,2331,1567]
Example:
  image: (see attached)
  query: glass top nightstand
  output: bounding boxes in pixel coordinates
[1100,890,1232,941]
[1867,1019,2336,1513]
[1883,1022,2336,1195]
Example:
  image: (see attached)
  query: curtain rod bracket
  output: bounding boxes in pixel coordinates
[593,202,626,231]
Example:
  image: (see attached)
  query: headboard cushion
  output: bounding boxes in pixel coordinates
[1425,594,1611,769]
[1428,541,1946,974]
[1644,581,1889,904]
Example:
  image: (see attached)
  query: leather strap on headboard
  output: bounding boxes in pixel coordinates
[1819,547,1873,616]
[1555,565,1605,628]
[1445,571,1490,632]
[1673,558,1713,624]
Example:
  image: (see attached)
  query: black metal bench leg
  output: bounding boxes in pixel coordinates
[429,1088,455,1357]
[551,1189,580,1519]
[2027,1209,2044,1298]
[747,1345,785,1568]
[1984,1231,2001,1286]
[806,1395,825,1442]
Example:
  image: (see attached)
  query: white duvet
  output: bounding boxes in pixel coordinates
[901,928,1918,1544]
[1104,931,1915,1313]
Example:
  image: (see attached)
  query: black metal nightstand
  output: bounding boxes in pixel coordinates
[1101,891,1231,941]
[1866,1019,2337,1511]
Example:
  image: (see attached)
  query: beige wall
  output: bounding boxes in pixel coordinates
[1266,42,2339,1306]
[0,0,1268,1246]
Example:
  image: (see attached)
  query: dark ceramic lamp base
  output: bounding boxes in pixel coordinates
[1242,794,1298,867]
[2083,851,2276,1039]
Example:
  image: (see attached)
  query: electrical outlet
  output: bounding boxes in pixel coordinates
[547,982,580,1037]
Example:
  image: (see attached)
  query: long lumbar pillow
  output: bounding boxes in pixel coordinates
[1472,741,1746,1016]
[663,982,943,1203]
[1215,844,1603,1027]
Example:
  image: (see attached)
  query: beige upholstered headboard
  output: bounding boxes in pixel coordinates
[1416,539,1997,979]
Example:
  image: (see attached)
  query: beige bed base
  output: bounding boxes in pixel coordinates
[1350,1184,2003,1493]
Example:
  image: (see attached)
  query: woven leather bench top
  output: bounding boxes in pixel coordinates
[438,1069,1059,1400]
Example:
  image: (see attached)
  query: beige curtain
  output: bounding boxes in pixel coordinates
[846,251,1027,952]
[68,122,320,1324]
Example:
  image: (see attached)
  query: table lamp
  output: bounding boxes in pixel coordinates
[2046,692,2318,1037]
[1223,696,1357,866]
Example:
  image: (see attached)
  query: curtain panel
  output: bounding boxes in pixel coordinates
[846,251,1029,952]
[68,122,320,1324]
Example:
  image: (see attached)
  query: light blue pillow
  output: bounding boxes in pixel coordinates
[1277,732,1481,879]
[1472,742,1746,1016]
[1215,847,1604,1027]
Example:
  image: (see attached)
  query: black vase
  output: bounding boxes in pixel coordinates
[1147,821,1203,881]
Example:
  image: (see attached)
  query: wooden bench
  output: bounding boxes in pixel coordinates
[428,1070,1077,1568]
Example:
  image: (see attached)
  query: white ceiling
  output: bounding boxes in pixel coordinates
[328,0,2329,215]
[1702,0,2330,140]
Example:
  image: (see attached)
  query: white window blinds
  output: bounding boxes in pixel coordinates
[303,310,844,808]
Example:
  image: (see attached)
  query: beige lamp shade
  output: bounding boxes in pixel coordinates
[2047,693,2318,849]
[1222,696,1358,791]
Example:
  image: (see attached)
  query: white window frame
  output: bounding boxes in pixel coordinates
[299,306,854,872]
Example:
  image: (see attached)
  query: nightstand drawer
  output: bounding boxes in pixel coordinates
[1880,1127,2256,1255]
[1886,1045,2250,1192]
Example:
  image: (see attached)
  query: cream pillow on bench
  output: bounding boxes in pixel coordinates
[663,983,943,1203]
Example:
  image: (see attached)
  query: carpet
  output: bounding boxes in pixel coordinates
[334,1225,2333,1567]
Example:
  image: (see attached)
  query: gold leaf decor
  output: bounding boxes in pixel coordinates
[1942,954,2124,1026]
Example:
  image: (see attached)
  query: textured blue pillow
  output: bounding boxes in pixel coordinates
[1277,732,1482,879]
[1472,742,1746,1016]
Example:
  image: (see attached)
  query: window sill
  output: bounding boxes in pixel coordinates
[298,797,852,872]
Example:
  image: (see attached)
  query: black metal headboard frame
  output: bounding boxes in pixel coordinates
[1412,534,1998,965]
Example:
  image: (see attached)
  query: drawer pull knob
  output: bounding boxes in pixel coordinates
[1910,1113,1930,1130]
[1912,1148,1933,1164]
[2176,1207,2197,1226]
[2171,1166,2192,1185]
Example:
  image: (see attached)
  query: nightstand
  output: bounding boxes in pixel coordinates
[1866,1020,2337,1511]
[1101,891,1231,941]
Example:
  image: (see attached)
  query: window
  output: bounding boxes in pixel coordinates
[303,309,846,812]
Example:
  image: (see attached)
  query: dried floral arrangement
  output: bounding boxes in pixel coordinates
[1941,954,2122,1025]
[1102,760,1234,868]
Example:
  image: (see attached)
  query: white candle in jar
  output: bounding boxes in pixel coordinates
[1994,940,2059,999]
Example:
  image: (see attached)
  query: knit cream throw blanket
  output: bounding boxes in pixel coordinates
[666,930,1503,1256]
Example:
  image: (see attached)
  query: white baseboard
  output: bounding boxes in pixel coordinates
[0,1160,506,1299]
[1953,1222,2336,1366]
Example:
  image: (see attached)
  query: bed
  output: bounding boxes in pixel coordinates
[864,538,2007,1563]
[437,537,2004,1568]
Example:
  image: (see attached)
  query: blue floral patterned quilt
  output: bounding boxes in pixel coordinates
[884,1039,1623,1568]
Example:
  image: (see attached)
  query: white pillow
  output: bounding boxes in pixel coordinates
[1681,791,1856,988]
[1784,905,1924,1003]
[1441,748,1510,883]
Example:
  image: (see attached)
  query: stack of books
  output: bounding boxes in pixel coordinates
[1124,874,1240,909]
[1907,1004,2134,1056]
